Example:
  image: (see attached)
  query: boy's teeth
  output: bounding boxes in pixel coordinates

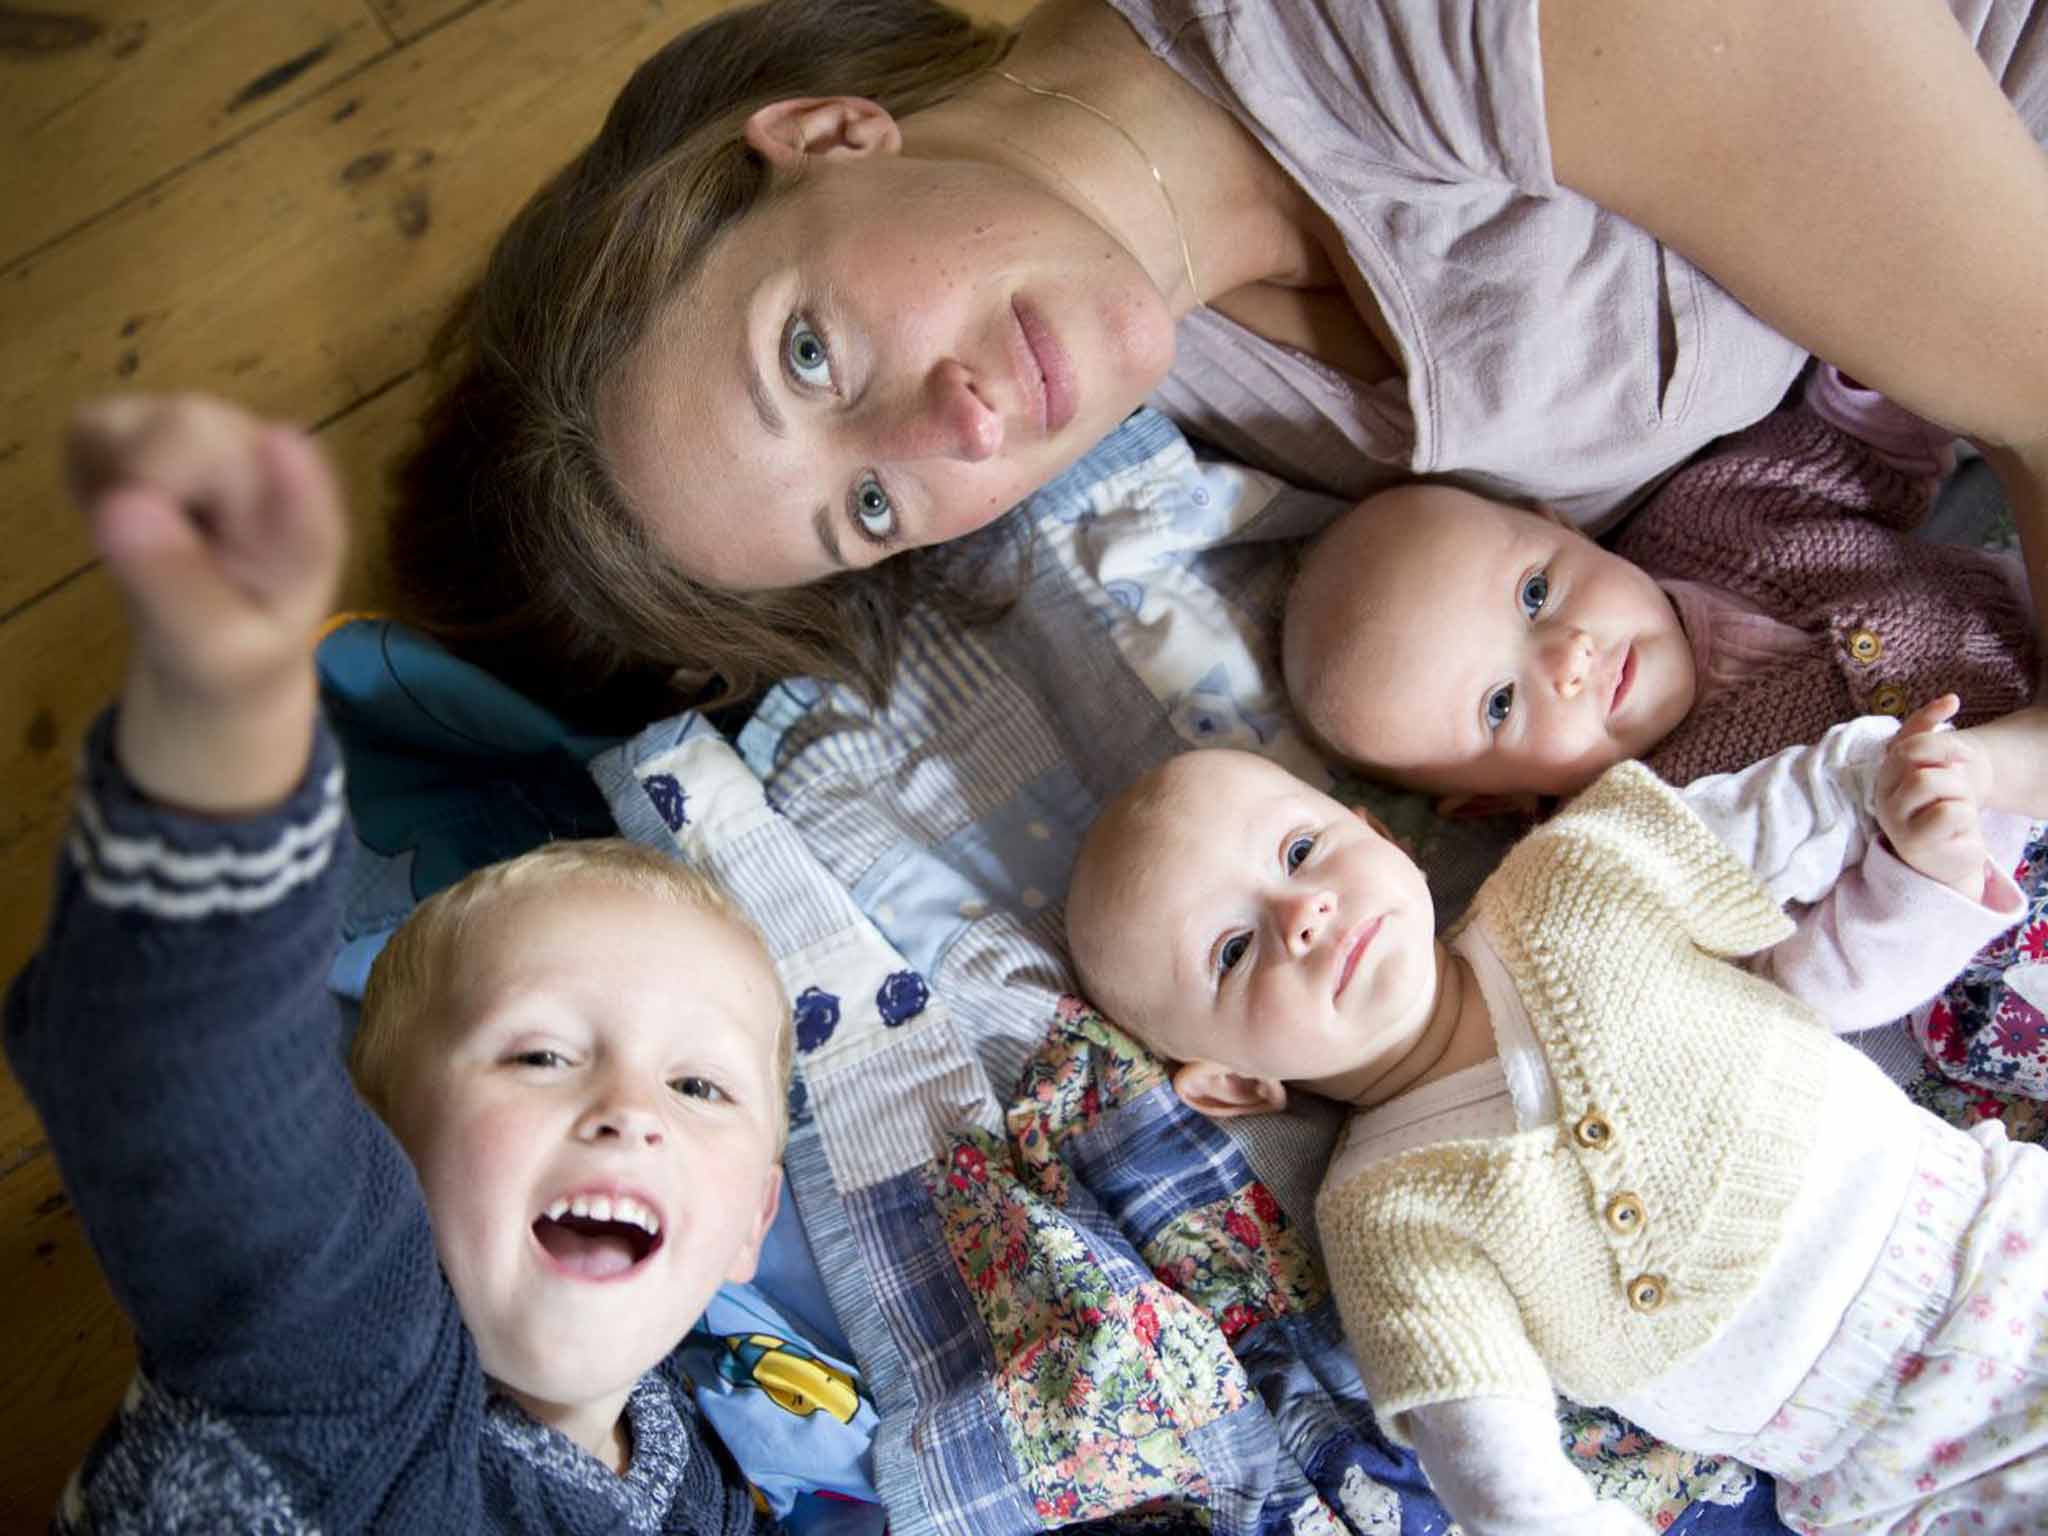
[542,1193,660,1235]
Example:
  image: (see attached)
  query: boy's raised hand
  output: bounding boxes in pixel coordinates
[1873,694,1994,901]
[69,395,346,815]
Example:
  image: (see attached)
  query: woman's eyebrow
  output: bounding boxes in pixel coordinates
[811,506,847,570]
[742,335,788,439]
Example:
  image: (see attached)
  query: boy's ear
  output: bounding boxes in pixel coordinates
[722,1166,785,1286]
[743,97,903,170]
[1172,1059,1289,1118]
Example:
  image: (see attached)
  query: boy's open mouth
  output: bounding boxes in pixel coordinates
[532,1191,665,1280]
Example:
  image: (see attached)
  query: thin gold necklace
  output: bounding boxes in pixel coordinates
[996,69,1201,306]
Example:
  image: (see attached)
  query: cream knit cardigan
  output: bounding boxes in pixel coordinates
[1314,762,1835,1441]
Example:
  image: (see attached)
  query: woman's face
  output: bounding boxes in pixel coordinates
[600,139,1178,590]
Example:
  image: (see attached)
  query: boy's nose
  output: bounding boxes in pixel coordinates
[1544,628,1595,699]
[1277,889,1337,957]
[867,358,1003,463]
[576,1097,665,1148]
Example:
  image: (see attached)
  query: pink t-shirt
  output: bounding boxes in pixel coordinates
[1107,0,2046,529]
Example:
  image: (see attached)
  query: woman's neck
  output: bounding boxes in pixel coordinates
[988,0,1333,311]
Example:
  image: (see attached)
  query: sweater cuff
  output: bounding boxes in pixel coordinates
[1803,365,1958,478]
[71,705,345,925]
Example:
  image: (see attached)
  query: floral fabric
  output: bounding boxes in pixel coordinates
[1911,821,2048,1099]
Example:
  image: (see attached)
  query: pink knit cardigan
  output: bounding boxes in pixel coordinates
[1613,405,2036,787]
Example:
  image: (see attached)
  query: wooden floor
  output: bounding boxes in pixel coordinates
[0,0,1026,1523]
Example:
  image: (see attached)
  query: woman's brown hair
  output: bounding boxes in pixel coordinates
[389,0,1017,719]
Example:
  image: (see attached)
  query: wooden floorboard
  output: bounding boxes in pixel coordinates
[0,0,1032,1525]
[1,0,388,269]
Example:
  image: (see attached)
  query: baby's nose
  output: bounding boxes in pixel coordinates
[1280,889,1337,956]
[1546,628,1595,699]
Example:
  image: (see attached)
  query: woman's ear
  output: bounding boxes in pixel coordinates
[1172,1060,1290,1118]
[1350,804,1395,841]
[743,97,903,170]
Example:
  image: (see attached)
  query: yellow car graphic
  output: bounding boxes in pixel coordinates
[717,1333,862,1423]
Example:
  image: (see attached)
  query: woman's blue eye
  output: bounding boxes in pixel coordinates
[851,474,896,541]
[1285,836,1314,871]
[1518,570,1550,619]
[1217,933,1250,976]
[785,317,833,390]
[671,1075,728,1103]
[1484,684,1515,730]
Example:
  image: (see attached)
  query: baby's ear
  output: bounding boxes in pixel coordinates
[1434,790,1542,821]
[1173,1060,1289,1118]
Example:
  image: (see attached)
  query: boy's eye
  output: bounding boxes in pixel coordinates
[1518,569,1550,619]
[1217,933,1250,977]
[784,316,833,391]
[1284,835,1314,871]
[1484,683,1515,731]
[511,1049,568,1070]
[670,1076,729,1103]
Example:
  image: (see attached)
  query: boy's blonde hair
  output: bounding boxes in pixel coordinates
[353,838,793,1150]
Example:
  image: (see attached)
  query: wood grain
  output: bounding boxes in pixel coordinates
[1,0,386,267]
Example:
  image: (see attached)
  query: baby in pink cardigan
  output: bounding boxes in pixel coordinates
[1285,366,2047,1094]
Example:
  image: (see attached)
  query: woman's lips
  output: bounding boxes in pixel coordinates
[1013,298,1076,434]
[1334,916,1384,1001]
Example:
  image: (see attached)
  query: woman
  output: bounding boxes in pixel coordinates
[392,0,2048,713]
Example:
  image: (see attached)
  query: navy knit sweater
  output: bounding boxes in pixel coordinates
[4,712,774,1536]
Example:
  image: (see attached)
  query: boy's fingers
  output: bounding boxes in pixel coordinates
[68,395,265,538]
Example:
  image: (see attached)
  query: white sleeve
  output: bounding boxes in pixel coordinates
[1678,716,1896,906]
[1680,717,2026,1032]
[1403,1398,1654,1535]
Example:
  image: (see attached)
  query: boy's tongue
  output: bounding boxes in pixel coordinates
[536,1216,641,1278]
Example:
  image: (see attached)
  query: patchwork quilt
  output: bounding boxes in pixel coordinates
[325,409,2036,1535]
[585,409,1792,1535]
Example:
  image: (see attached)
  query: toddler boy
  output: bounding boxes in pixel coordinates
[5,396,788,1532]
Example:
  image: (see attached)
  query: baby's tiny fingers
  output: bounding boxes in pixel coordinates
[1895,692,1961,738]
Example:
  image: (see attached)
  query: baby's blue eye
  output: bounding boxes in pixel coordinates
[1484,684,1515,731]
[1519,570,1550,619]
[785,317,833,390]
[512,1049,568,1069]
[1285,835,1314,871]
[1217,933,1250,976]
[851,474,896,541]
[671,1075,728,1103]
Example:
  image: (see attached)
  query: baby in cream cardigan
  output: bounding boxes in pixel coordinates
[1066,706,2046,1534]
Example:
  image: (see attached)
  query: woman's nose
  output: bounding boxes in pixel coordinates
[1277,888,1337,957]
[868,358,1003,463]
[1544,627,1595,699]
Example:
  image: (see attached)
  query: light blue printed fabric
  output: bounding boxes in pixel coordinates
[590,410,1792,1536]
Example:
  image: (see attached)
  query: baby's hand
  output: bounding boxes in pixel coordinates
[1874,694,1994,901]
[69,395,346,812]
